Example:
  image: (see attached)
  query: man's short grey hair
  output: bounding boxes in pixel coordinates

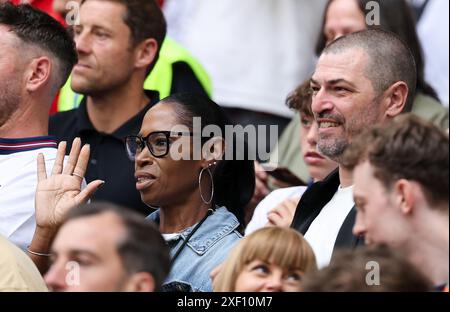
[323,29,417,112]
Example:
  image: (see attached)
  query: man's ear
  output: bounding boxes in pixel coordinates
[383,81,409,118]
[134,38,158,71]
[393,179,415,215]
[25,57,52,92]
[124,272,156,292]
[201,137,225,166]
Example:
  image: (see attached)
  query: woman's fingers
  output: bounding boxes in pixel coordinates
[72,143,90,179]
[267,210,283,226]
[76,180,105,204]
[51,141,67,175]
[62,137,81,175]
[267,197,300,227]
[36,153,47,182]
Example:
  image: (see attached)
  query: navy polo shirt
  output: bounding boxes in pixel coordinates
[49,91,159,215]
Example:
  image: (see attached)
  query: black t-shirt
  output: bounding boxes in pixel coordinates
[49,90,159,215]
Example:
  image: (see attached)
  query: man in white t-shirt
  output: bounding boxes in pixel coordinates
[0,3,77,250]
[0,139,58,250]
[291,29,417,268]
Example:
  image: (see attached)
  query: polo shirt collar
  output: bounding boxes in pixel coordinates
[0,136,57,155]
[74,90,160,139]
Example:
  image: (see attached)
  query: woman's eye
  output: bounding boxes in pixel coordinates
[301,118,313,127]
[285,272,302,282]
[252,264,269,274]
[133,139,143,149]
[154,139,168,147]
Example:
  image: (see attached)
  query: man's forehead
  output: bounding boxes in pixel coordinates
[312,48,369,82]
[354,161,376,185]
[79,0,127,28]
[57,212,126,246]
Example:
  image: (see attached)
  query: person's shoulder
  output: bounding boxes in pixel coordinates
[412,93,449,121]
[49,109,78,123]
[49,109,80,138]
[206,207,240,232]
[0,236,18,263]
[195,207,242,248]
[49,110,78,129]
[0,235,48,292]
[413,93,449,130]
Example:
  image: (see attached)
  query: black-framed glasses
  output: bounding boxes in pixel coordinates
[125,131,194,160]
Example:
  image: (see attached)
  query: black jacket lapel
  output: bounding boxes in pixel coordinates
[291,169,340,234]
[333,206,365,250]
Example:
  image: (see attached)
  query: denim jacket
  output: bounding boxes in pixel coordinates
[147,206,242,292]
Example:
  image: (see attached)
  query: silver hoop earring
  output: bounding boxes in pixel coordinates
[199,166,214,205]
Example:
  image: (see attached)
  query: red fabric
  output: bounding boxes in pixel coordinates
[49,93,59,115]
[10,0,65,24]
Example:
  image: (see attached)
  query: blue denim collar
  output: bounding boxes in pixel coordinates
[147,206,240,255]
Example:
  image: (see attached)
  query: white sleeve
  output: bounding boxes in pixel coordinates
[244,186,307,236]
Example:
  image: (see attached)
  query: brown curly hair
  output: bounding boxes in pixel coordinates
[343,114,449,209]
[285,79,313,117]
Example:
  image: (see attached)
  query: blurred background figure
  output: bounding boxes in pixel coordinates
[412,0,449,107]
[162,0,328,156]
[0,234,48,291]
[214,227,317,292]
[44,203,170,292]
[302,245,432,292]
[6,0,64,23]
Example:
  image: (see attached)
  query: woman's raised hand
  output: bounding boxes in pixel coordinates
[35,138,104,230]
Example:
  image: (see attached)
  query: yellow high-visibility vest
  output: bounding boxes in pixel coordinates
[57,38,212,111]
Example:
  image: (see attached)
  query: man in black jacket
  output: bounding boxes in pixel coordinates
[291,29,417,268]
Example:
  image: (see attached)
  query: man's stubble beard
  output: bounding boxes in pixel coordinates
[317,97,382,164]
[0,78,22,129]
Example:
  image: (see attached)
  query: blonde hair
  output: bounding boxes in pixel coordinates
[213,227,317,291]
